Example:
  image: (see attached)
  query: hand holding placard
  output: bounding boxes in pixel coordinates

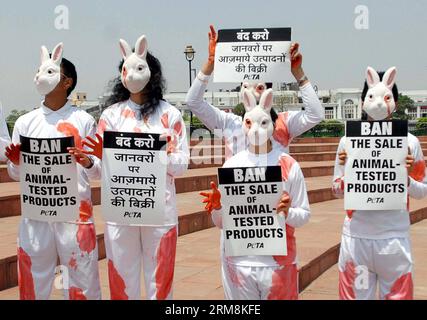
[200,181,222,214]
[67,147,93,168]
[276,192,291,218]
[82,133,103,160]
[5,143,21,165]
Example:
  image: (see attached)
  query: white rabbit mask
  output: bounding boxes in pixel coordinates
[119,35,151,94]
[240,82,267,103]
[363,66,397,120]
[242,88,275,147]
[34,43,63,96]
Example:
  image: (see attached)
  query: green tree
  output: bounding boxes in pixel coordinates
[6,109,28,136]
[415,117,427,135]
[233,103,245,117]
[393,94,414,120]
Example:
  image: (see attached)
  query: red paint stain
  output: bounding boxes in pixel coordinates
[225,257,243,287]
[108,259,128,300]
[121,108,136,119]
[273,112,291,148]
[279,155,296,181]
[409,160,426,182]
[346,210,354,219]
[161,113,169,128]
[122,67,128,89]
[97,118,108,135]
[273,225,296,266]
[267,264,298,300]
[385,272,413,300]
[173,120,183,137]
[79,199,93,223]
[155,227,177,300]
[76,223,96,254]
[17,247,35,300]
[339,261,356,300]
[57,122,82,148]
[332,177,344,194]
[69,287,87,300]
[68,256,77,271]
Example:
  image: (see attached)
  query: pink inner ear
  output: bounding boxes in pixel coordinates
[264,94,273,109]
[120,43,127,58]
[367,72,374,85]
[137,40,146,57]
[53,47,61,61]
[386,70,396,86]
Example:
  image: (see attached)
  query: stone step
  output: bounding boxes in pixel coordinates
[1,198,426,299]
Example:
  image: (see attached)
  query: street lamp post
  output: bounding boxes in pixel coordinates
[184,45,195,134]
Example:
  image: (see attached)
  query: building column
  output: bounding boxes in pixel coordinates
[337,104,342,120]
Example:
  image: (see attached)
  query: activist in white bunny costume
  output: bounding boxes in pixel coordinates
[5,43,101,300]
[81,35,189,300]
[185,26,324,160]
[201,89,310,300]
[332,67,427,300]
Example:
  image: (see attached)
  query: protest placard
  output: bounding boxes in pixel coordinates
[19,135,79,222]
[214,27,292,83]
[102,131,167,225]
[218,166,286,257]
[344,120,408,210]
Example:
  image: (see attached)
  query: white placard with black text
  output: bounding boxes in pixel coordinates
[214,28,292,83]
[102,131,167,226]
[19,135,79,222]
[344,120,408,211]
[218,166,286,257]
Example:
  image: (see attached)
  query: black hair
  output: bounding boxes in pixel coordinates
[61,58,77,97]
[361,71,399,103]
[105,51,165,119]
[238,82,273,90]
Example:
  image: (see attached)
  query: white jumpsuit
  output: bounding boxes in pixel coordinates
[332,133,427,300]
[185,71,324,160]
[8,101,101,300]
[211,146,310,300]
[95,99,189,300]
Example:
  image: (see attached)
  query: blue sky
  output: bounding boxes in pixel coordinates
[0,0,426,114]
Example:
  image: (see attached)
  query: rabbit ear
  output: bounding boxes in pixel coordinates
[51,43,63,66]
[366,66,380,88]
[382,67,397,90]
[135,35,148,59]
[259,89,274,112]
[119,39,132,59]
[40,46,50,64]
[242,89,257,112]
